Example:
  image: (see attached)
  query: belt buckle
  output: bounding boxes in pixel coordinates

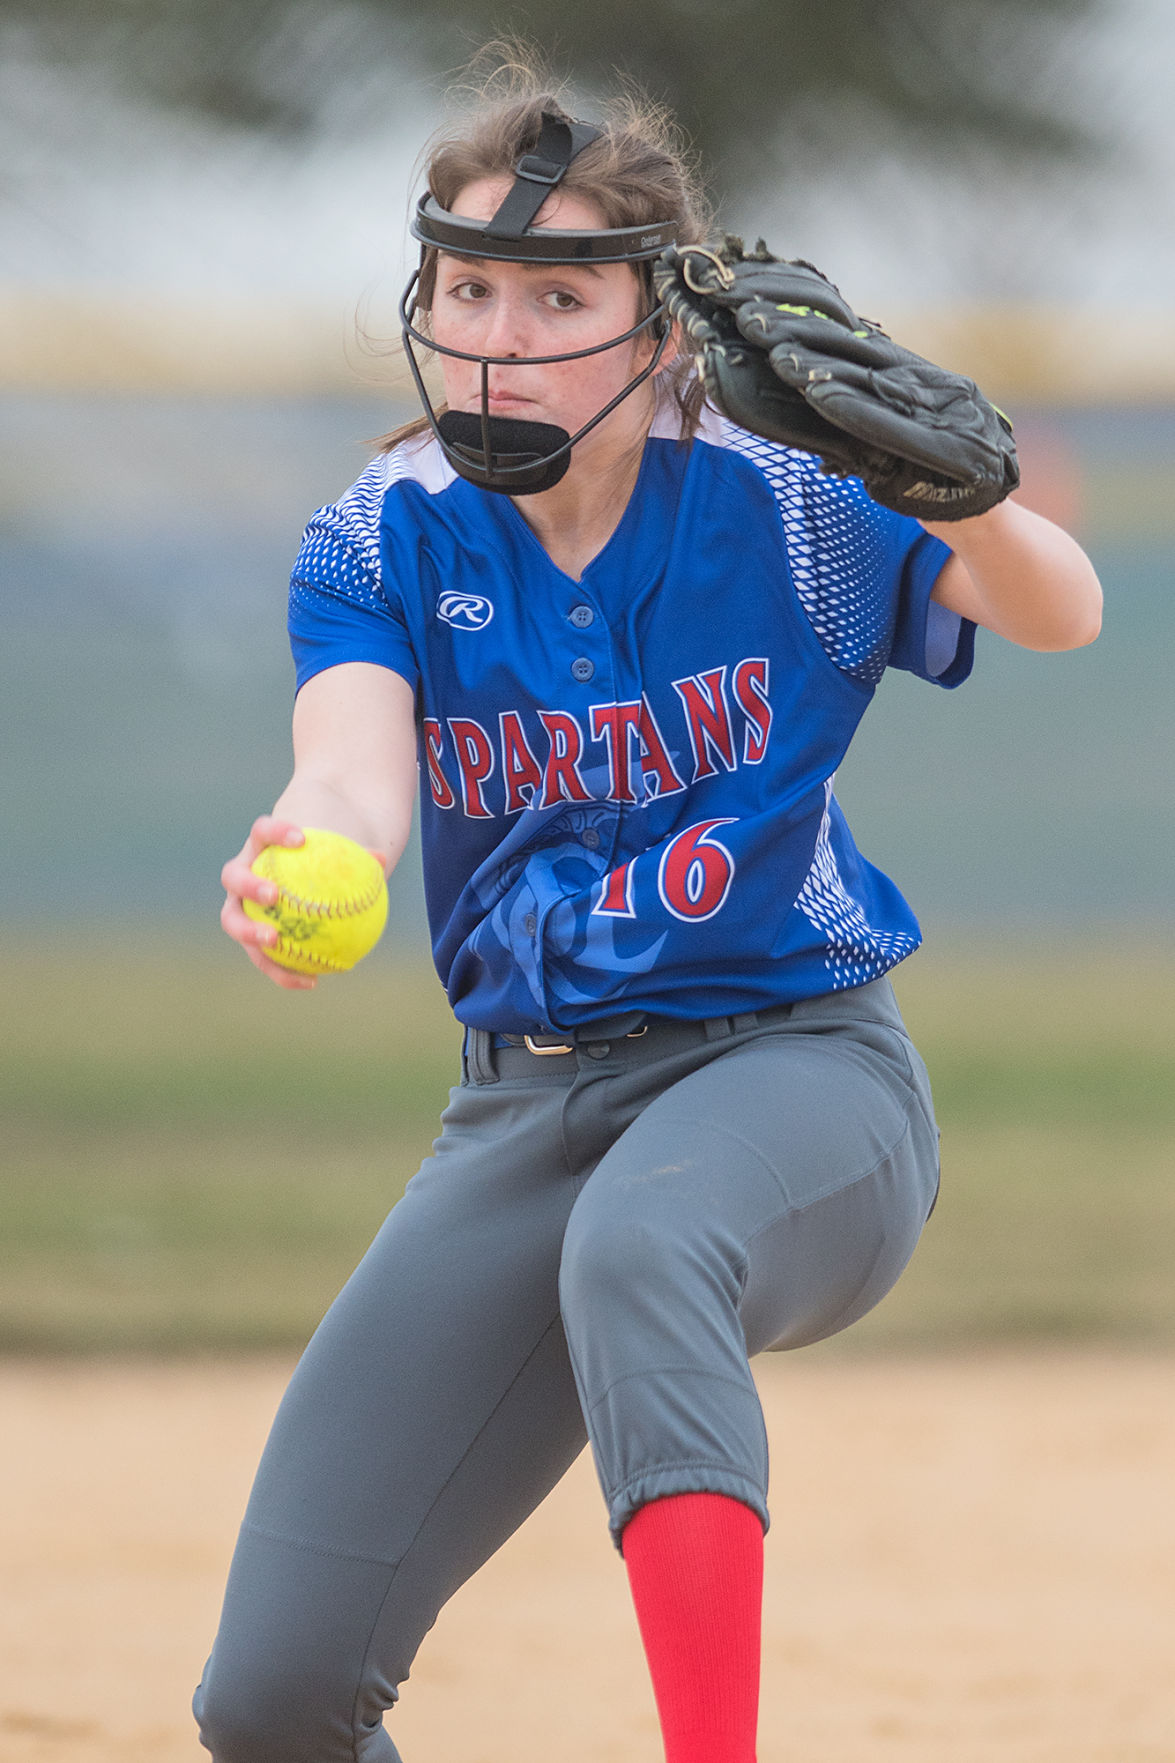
[523,1034,574,1056]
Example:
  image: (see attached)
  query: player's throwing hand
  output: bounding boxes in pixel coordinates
[220,817,319,989]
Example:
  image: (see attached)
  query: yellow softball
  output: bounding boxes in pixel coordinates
[243,828,388,976]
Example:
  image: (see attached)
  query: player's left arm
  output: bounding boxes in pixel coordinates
[924,500,1102,652]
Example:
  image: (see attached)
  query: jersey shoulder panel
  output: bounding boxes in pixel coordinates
[290,455,386,608]
[710,416,913,687]
[290,435,457,612]
[384,430,459,500]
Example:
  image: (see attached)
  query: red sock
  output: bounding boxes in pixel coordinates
[621,1492,763,1763]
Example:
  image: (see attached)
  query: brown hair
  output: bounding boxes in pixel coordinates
[377,51,712,454]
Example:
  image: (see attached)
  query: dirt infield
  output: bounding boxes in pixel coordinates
[1,1353,1172,1763]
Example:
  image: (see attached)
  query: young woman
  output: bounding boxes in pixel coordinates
[197,72,1101,1763]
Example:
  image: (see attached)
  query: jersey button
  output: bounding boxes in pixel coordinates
[568,604,595,628]
[571,657,595,682]
[524,913,538,936]
[581,828,601,850]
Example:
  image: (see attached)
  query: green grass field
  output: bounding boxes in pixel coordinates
[2,935,1172,1353]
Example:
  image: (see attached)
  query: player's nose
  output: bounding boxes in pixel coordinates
[481,289,532,360]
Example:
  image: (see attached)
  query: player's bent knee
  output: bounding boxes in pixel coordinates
[194,1634,400,1763]
[194,1674,298,1763]
[195,1673,377,1763]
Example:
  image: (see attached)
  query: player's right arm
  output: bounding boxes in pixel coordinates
[221,662,419,989]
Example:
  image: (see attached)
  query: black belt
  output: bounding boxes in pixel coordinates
[495,1008,653,1055]
[463,1001,798,1084]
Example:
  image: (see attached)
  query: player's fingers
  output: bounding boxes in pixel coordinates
[243,816,305,863]
[219,898,316,989]
[244,942,318,991]
[221,889,266,939]
[220,855,279,908]
[219,894,285,970]
[220,817,305,904]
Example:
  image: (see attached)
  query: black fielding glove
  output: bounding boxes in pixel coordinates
[654,237,1019,521]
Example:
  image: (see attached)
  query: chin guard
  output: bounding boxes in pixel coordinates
[399,108,680,495]
[437,411,573,496]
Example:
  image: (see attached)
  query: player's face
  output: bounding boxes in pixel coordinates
[429,179,657,445]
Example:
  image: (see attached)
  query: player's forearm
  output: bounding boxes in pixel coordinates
[924,500,1103,652]
[278,663,420,873]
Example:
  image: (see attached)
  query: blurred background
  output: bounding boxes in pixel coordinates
[2,0,1172,1353]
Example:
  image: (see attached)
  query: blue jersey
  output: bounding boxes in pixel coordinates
[288,398,973,1034]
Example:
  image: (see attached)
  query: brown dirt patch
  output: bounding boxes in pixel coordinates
[1,1354,1172,1762]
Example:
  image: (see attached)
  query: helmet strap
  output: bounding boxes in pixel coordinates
[481,112,604,240]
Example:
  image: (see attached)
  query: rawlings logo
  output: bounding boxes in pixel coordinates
[438,592,494,630]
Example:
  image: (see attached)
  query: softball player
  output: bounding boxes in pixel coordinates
[198,77,1101,1763]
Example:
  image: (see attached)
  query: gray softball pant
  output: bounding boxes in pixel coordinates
[194,976,940,1763]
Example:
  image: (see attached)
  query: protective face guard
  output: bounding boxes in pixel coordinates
[398,111,680,496]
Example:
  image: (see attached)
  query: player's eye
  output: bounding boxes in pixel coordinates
[544,289,582,311]
[448,279,491,303]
